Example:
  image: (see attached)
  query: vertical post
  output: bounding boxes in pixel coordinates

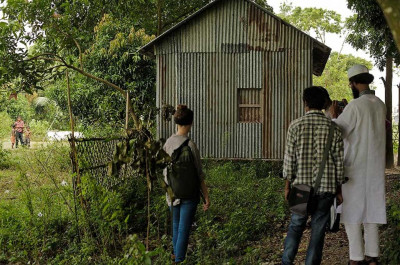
[398,83,400,166]
[125,91,130,131]
[66,69,81,242]
[385,55,394,168]
[146,150,151,251]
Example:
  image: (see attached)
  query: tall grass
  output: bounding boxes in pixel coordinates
[0,143,288,264]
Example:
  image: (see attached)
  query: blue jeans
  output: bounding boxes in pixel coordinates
[171,199,198,262]
[282,193,335,265]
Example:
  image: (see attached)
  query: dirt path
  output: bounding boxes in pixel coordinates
[2,141,65,150]
[279,168,400,265]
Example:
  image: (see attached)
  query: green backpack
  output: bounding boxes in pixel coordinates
[167,139,200,200]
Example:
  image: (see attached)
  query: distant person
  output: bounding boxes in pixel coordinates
[10,124,16,149]
[163,105,210,263]
[25,126,31,147]
[282,86,344,265]
[330,65,386,265]
[14,116,24,148]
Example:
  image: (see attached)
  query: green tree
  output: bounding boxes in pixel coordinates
[376,0,400,53]
[279,3,342,43]
[314,52,373,101]
[347,0,400,168]
[45,15,156,130]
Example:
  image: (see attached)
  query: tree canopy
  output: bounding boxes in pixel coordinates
[279,3,342,44]
[346,0,400,69]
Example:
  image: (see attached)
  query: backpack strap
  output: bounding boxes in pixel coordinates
[171,138,190,162]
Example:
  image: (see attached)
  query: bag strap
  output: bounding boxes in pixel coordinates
[313,122,335,193]
[171,138,190,162]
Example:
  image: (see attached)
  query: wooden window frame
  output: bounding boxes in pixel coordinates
[238,88,262,123]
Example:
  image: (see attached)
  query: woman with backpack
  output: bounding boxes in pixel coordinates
[163,105,210,263]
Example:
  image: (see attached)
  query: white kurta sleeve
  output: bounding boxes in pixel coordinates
[334,104,357,139]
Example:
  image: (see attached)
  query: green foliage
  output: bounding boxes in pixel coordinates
[0,112,13,140]
[393,124,399,154]
[0,95,35,122]
[313,52,374,101]
[183,161,286,264]
[29,119,50,140]
[0,143,287,264]
[381,180,400,264]
[279,3,342,43]
[346,0,400,70]
[0,142,11,169]
[42,14,156,129]
[0,97,59,140]
[376,0,400,53]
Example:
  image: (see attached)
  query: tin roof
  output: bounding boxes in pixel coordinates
[139,0,331,76]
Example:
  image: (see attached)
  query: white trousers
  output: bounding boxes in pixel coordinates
[344,223,379,261]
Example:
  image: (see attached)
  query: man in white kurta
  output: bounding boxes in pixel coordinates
[331,65,386,265]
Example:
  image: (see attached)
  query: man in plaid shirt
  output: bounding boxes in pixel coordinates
[282,86,345,265]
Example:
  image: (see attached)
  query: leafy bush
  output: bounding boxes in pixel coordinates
[0,95,35,122]
[28,119,50,140]
[183,161,286,264]
[0,142,11,169]
[0,111,13,140]
[381,179,400,264]
[0,141,287,264]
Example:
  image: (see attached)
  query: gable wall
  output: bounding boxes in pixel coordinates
[156,0,313,159]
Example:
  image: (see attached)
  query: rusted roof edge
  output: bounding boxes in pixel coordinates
[138,0,332,73]
[312,40,332,76]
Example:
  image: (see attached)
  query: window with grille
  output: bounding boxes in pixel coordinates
[238,88,261,123]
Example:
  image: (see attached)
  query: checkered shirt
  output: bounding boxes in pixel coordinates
[283,110,345,194]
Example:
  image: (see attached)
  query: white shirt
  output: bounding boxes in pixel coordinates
[334,92,387,224]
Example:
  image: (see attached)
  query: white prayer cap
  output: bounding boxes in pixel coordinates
[348,64,371,79]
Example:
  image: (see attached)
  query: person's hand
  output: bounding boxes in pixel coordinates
[285,188,290,202]
[329,100,341,119]
[203,197,210,212]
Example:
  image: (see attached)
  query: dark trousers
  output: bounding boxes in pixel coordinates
[282,193,335,265]
[15,131,24,148]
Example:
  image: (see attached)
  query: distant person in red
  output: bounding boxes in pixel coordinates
[14,116,24,148]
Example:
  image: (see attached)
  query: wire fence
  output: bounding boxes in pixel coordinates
[68,137,137,189]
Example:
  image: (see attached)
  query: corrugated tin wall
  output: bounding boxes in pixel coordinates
[156,0,313,159]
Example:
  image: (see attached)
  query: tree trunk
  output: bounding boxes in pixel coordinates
[398,83,400,166]
[376,0,400,53]
[385,55,394,168]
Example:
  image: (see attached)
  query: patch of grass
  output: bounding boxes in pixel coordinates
[183,161,286,264]
[0,143,287,264]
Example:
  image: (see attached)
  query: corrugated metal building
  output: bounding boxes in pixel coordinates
[140,0,331,160]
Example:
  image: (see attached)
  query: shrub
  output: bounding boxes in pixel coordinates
[0,112,13,140]
[0,142,11,169]
[0,142,287,264]
[381,179,400,264]
[28,119,50,140]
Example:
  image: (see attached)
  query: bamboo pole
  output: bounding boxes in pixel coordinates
[125,91,130,131]
[66,69,82,242]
